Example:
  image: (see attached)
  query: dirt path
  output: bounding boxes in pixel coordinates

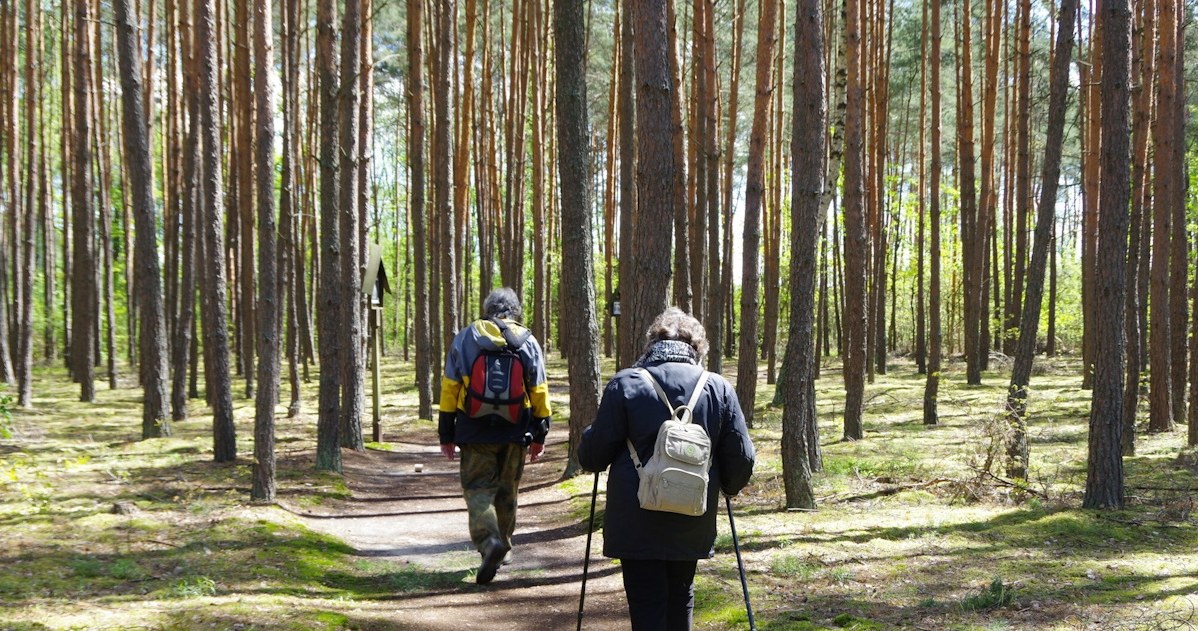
[289,429,632,630]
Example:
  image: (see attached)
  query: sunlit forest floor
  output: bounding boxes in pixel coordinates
[1,349,1196,630]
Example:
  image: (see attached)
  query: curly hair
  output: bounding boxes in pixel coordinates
[643,307,709,361]
[482,287,523,320]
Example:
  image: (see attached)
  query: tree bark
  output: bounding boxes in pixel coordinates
[1083,0,1130,510]
[339,0,365,451]
[71,0,96,402]
[252,0,278,501]
[841,0,866,440]
[667,0,690,313]
[957,0,982,386]
[433,0,457,354]
[197,0,235,461]
[315,0,343,470]
[115,0,170,437]
[554,0,602,477]
[702,0,723,372]
[15,0,37,408]
[736,0,778,427]
[1149,0,1176,433]
[602,4,620,358]
[281,0,302,417]
[782,0,823,509]
[1005,0,1076,481]
[922,0,941,426]
[626,0,675,352]
[616,0,637,366]
[408,0,433,421]
[234,0,255,399]
[171,6,199,421]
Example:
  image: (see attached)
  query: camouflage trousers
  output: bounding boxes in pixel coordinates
[459,442,527,553]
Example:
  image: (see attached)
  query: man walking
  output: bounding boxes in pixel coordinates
[438,288,552,584]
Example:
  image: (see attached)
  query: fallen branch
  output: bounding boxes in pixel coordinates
[967,466,1049,499]
[823,478,956,504]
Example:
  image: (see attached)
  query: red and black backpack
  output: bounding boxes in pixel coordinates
[465,318,532,424]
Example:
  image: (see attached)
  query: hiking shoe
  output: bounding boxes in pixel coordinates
[501,549,512,566]
[476,537,510,585]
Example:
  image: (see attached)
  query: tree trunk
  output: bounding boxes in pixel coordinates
[90,4,117,391]
[1004,0,1076,481]
[251,0,278,501]
[1149,0,1176,433]
[602,4,619,358]
[196,0,235,461]
[626,0,675,351]
[922,0,941,426]
[15,0,37,408]
[0,0,13,387]
[115,0,170,436]
[915,0,927,375]
[1009,0,1031,355]
[1166,0,1187,428]
[339,0,364,451]
[841,0,866,440]
[553,0,602,477]
[616,0,637,367]
[689,0,707,330]
[433,0,457,356]
[315,0,343,470]
[408,0,433,421]
[171,6,199,422]
[702,0,723,372]
[70,0,96,401]
[1083,0,1130,510]
[281,0,302,417]
[782,0,823,509]
[234,0,255,400]
[736,0,778,427]
[667,0,690,313]
[957,0,982,386]
[1124,0,1153,455]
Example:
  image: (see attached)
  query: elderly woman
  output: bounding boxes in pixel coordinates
[578,308,755,631]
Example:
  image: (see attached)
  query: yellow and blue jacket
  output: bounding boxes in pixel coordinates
[438,318,552,446]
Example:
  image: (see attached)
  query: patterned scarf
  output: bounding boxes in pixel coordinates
[635,340,699,367]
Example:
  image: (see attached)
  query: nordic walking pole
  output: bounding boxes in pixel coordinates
[577,471,600,631]
[726,494,756,631]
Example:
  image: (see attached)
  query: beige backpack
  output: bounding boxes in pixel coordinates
[625,369,713,516]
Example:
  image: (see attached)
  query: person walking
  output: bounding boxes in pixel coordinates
[438,288,552,584]
[578,307,756,630]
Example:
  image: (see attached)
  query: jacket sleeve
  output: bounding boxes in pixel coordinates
[577,378,627,473]
[521,335,553,440]
[437,331,466,444]
[716,380,755,496]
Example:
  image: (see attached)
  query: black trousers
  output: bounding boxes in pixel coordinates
[619,558,699,631]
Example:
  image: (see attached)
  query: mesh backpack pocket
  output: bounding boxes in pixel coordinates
[627,369,713,517]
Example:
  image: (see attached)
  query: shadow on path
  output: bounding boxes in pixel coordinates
[290,431,630,630]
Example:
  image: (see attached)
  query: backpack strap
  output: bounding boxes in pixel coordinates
[625,369,711,471]
[685,372,711,410]
[489,317,532,349]
[636,368,676,416]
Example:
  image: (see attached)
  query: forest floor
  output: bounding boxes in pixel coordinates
[1,351,1197,630]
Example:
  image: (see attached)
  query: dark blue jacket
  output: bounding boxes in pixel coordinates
[578,359,755,560]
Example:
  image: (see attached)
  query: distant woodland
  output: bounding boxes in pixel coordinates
[0,0,1191,509]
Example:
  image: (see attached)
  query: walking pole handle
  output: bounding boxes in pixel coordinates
[726,494,756,631]
[578,471,600,631]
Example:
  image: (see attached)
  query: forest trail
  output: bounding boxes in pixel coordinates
[287,429,632,630]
